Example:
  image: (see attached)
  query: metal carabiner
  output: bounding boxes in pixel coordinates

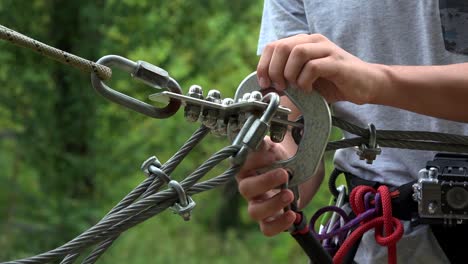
[91,55,182,119]
[233,72,331,187]
[230,92,281,166]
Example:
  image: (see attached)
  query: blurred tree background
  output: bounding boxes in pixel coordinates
[0,0,342,263]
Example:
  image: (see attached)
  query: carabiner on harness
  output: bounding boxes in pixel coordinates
[91,55,182,119]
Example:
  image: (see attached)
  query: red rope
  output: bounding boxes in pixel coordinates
[333,185,404,264]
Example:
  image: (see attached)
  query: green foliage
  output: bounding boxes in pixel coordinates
[0,0,343,263]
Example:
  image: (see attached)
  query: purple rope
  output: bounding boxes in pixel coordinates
[310,192,384,241]
[364,192,373,210]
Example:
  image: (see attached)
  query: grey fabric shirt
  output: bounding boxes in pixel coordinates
[258,0,468,263]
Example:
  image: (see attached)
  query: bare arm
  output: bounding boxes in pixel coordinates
[257,34,468,123]
[375,63,468,122]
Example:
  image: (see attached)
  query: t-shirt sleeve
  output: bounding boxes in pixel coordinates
[257,0,310,55]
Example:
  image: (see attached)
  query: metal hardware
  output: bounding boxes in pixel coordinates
[148,90,298,129]
[148,164,171,184]
[270,112,288,143]
[327,185,347,245]
[91,55,182,119]
[231,72,331,187]
[140,156,162,177]
[184,85,204,122]
[356,123,381,164]
[168,180,196,221]
[213,98,235,136]
[231,93,281,166]
[202,90,222,129]
[248,91,263,102]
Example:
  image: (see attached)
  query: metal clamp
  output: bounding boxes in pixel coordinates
[91,55,182,119]
[168,180,196,221]
[141,156,162,176]
[140,156,172,183]
[232,72,331,187]
[356,123,381,164]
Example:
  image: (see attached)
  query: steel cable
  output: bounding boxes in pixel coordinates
[332,117,468,145]
[57,126,210,263]
[5,146,240,264]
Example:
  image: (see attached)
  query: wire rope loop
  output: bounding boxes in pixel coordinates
[91,55,182,119]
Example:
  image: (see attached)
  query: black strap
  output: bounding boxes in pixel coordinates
[431,224,468,264]
[289,211,333,264]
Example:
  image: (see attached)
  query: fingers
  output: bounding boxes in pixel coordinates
[284,43,331,87]
[238,168,289,200]
[257,44,274,88]
[247,189,294,220]
[268,43,293,90]
[257,34,331,90]
[260,210,297,237]
[237,137,288,180]
[296,57,337,92]
[235,136,296,237]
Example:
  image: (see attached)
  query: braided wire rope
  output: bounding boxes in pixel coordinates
[56,126,211,263]
[5,145,240,264]
[0,25,112,80]
[332,116,468,145]
[61,126,214,263]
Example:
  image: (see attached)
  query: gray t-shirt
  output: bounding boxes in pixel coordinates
[258,1,468,263]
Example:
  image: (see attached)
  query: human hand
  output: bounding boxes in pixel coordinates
[236,137,297,237]
[257,34,386,105]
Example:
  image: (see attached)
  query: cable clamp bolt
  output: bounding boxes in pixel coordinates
[141,156,162,176]
[356,123,381,164]
[141,156,171,183]
[168,180,196,221]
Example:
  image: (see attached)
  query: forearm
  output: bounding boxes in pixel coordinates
[374,63,468,122]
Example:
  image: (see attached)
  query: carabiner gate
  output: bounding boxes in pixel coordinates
[91,55,181,119]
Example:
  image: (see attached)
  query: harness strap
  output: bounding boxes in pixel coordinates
[289,211,333,264]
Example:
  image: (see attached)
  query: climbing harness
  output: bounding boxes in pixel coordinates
[311,177,405,264]
[2,24,468,264]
